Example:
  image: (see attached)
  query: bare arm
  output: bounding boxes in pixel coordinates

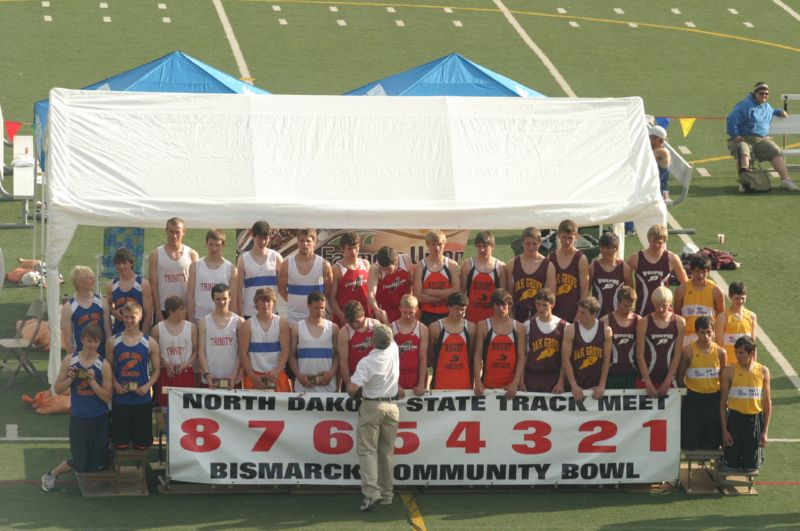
[230,318,243,383]
[329,264,344,323]
[673,284,686,315]
[288,325,309,388]
[103,281,114,340]
[140,278,154,334]
[635,316,657,397]
[472,320,487,396]
[622,262,633,289]
[427,321,440,369]
[714,312,726,348]
[185,261,198,325]
[659,316,685,396]
[761,366,772,447]
[96,360,114,404]
[459,260,471,295]
[713,285,725,316]
[148,249,162,323]
[322,260,334,300]
[416,323,429,394]
[366,265,387,324]
[593,325,613,400]
[337,324,351,386]
[323,323,340,385]
[412,263,437,304]
[53,355,74,395]
[670,252,689,285]
[560,324,581,400]
[61,302,73,354]
[677,342,693,387]
[720,366,734,447]
[497,261,508,291]
[508,321,526,398]
[277,260,289,302]
[197,318,209,375]
[466,321,476,388]
[237,319,257,385]
[578,255,590,299]
[545,261,557,295]
[233,255,246,316]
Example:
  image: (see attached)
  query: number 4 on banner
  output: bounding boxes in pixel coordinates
[446,421,487,454]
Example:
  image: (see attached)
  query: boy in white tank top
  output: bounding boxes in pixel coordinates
[233,221,284,318]
[148,217,199,323]
[289,291,339,393]
[198,284,243,389]
[278,228,333,325]
[186,229,236,322]
[238,287,292,391]
[151,295,198,406]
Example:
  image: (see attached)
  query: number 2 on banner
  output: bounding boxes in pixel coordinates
[248,420,285,452]
[180,418,221,452]
[446,421,486,454]
[578,420,617,453]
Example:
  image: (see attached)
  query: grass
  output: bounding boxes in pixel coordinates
[1,0,800,528]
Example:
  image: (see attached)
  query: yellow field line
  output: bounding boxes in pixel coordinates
[690,141,800,165]
[237,0,800,54]
[401,493,427,531]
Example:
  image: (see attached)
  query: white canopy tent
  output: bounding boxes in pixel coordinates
[44,88,666,381]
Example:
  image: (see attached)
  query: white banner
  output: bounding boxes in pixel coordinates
[168,389,680,486]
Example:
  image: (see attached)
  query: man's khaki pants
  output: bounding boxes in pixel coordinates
[357,400,400,501]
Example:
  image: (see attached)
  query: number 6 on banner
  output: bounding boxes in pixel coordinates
[314,420,354,454]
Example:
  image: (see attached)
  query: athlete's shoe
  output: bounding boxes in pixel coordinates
[41,471,56,492]
[780,179,800,192]
[360,497,378,512]
[379,496,393,505]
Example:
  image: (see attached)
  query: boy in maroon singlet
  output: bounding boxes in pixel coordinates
[548,220,589,323]
[561,297,612,401]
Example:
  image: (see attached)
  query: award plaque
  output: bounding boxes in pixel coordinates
[306,374,320,386]
[125,381,139,392]
[75,369,89,380]
[261,376,276,389]
[216,378,230,389]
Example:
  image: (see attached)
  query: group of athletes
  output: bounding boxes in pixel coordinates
[42,217,771,492]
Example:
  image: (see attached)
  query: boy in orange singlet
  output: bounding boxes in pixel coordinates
[428,293,475,390]
[460,231,506,324]
[413,230,460,326]
[472,289,524,398]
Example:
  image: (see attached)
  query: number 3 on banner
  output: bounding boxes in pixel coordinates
[180,418,222,452]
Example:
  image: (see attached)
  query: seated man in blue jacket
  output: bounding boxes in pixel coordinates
[727,81,798,192]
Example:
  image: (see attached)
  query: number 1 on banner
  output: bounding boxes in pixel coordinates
[446,421,486,454]
[248,420,285,452]
[643,419,667,452]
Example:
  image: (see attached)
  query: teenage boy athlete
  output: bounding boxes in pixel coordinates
[472,289,525,398]
[507,227,556,323]
[149,217,198,322]
[548,220,589,323]
[460,231,507,323]
[413,230,460,326]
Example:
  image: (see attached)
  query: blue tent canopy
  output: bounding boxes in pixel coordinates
[344,53,545,98]
[34,50,270,169]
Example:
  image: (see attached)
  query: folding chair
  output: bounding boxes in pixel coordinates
[0,298,47,385]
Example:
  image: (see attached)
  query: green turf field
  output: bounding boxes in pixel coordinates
[2,0,800,528]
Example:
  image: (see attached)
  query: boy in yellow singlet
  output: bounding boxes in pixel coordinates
[715,281,757,365]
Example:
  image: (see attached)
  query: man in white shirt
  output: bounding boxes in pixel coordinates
[347,324,400,512]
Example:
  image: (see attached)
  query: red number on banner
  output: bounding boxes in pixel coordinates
[248,420,285,452]
[577,420,617,453]
[445,421,486,454]
[395,421,420,455]
[180,418,221,453]
[511,420,552,455]
[313,420,354,454]
[642,419,667,452]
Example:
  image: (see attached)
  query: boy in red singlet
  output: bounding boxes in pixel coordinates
[626,224,687,316]
[460,231,506,324]
[413,230,460,326]
[337,301,381,387]
[635,286,686,398]
[428,292,475,390]
[472,289,525,398]
[391,294,429,396]
[507,227,556,323]
[368,246,413,325]
[589,232,632,318]
[561,297,612,401]
[330,232,371,326]
[549,220,589,323]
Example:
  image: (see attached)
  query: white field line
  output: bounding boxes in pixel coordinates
[212,0,253,82]
[666,211,800,391]
[772,0,800,22]
[492,0,577,97]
